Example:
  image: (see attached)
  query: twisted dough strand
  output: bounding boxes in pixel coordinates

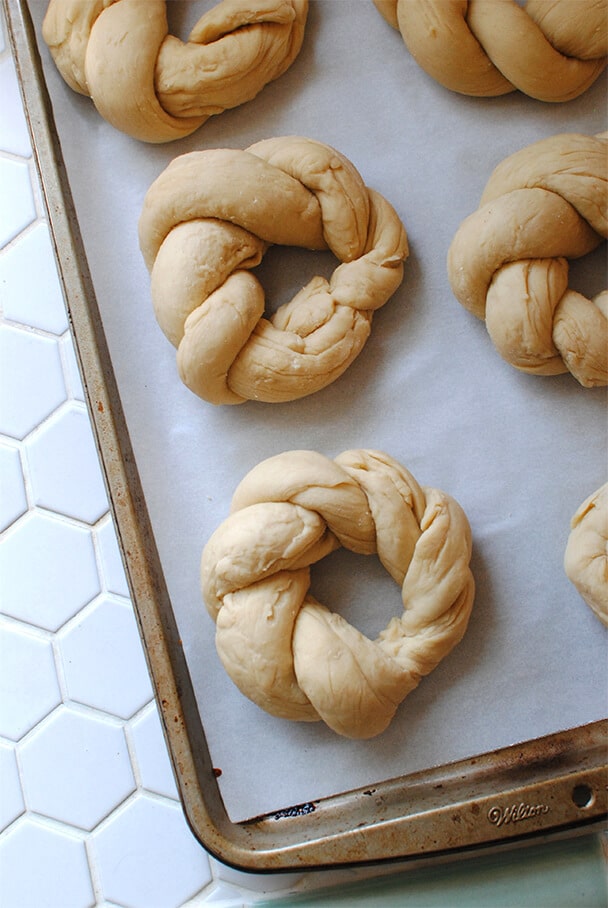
[201,450,475,739]
[139,137,408,404]
[564,484,608,626]
[447,132,608,386]
[374,0,607,101]
[42,0,308,142]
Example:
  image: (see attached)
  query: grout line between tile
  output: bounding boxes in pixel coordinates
[2,809,90,844]
[0,610,54,642]
[83,832,107,908]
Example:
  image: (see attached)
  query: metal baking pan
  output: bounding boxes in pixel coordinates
[6,0,606,872]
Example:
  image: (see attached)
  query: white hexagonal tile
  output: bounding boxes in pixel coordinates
[0,618,61,741]
[0,512,100,631]
[19,706,135,831]
[25,403,108,524]
[60,332,85,401]
[59,596,152,719]
[0,441,27,531]
[0,51,31,158]
[96,516,130,598]
[0,817,94,907]
[0,157,35,247]
[0,324,66,440]
[130,704,178,799]
[0,742,25,830]
[0,221,67,334]
[91,793,211,908]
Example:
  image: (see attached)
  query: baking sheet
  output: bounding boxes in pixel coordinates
[26,0,607,824]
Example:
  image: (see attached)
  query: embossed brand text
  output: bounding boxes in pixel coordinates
[487,802,549,827]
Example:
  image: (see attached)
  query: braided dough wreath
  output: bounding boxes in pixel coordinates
[201,449,475,739]
[447,132,608,387]
[42,0,308,143]
[564,483,608,626]
[138,136,409,405]
[373,0,607,102]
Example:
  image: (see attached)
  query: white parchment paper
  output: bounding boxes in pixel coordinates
[27,0,607,823]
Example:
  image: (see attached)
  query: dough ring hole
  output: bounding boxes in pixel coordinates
[251,245,339,318]
[309,547,403,642]
[164,2,207,42]
[568,245,607,301]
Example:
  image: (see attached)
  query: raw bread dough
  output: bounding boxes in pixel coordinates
[447,131,608,387]
[564,484,608,626]
[374,0,607,101]
[42,0,308,142]
[200,449,475,738]
[139,136,409,404]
